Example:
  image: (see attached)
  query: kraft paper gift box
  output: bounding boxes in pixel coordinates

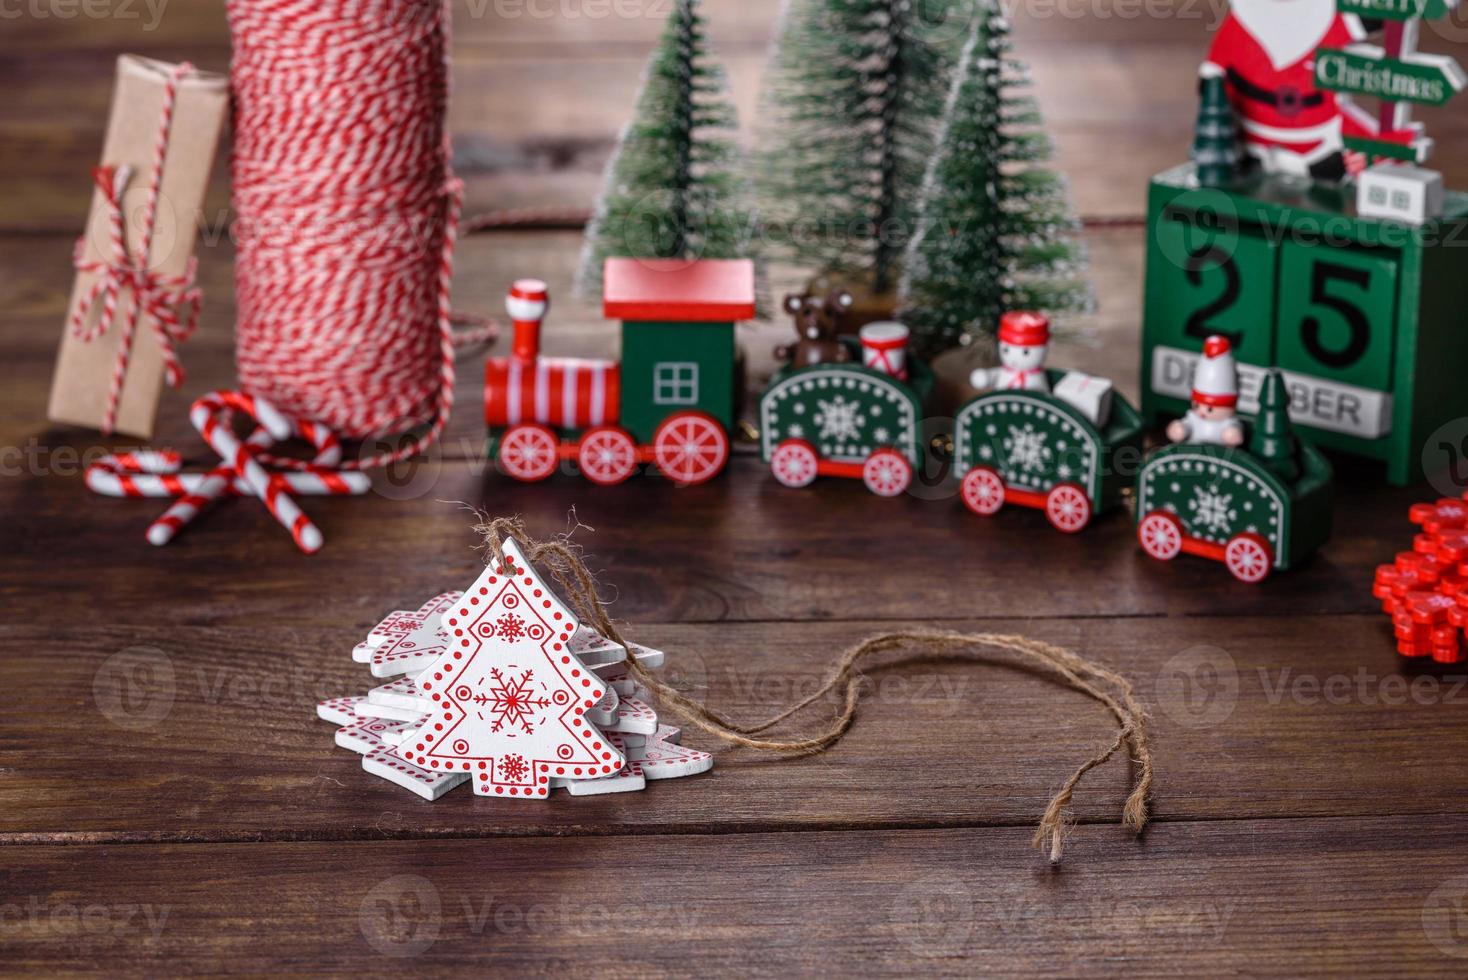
[48,54,227,438]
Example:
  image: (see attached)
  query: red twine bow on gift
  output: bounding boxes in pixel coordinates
[69,61,202,435]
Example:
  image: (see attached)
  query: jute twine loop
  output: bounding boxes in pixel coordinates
[473,514,1154,863]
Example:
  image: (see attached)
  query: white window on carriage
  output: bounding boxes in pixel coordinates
[653,362,699,406]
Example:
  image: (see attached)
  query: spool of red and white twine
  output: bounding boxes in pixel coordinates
[227,0,467,467]
[90,0,497,554]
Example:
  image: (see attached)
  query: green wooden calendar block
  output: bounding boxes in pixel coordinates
[1146,206,1278,367]
[1275,244,1398,392]
[1141,163,1468,486]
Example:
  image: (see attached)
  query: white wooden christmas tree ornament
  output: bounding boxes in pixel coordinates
[317,539,712,802]
[398,539,625,799]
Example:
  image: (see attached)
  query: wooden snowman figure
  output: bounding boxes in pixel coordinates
[970,311,1052,393]
[1167,335,1247,447]
[1200,0,1401,181]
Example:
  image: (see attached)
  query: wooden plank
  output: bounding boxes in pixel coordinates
[0,0,1241,54]
[0,444,1423,622]
[7,15,1464,231]
[3,818,1467,974]
[0,610,1451,842]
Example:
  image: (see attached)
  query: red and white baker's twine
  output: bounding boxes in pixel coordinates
[227,0,480,471]
[90,2,500,552]
[70,61,201,435]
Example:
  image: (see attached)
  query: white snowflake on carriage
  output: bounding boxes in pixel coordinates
[1188,485,1237,534]
[814,396,865,442]
[1002,424,1052,474]
[787,423,805,439]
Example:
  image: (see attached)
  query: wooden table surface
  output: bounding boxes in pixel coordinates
[5,2,1468,975]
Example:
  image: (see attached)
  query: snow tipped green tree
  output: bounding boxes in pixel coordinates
[755,0,976,297]
[575,0,760,301]
[896,3,1092,358]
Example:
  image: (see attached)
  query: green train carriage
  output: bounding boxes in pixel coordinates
[1134,369,1334,584]
[759,352,936,496]
[954,371,1145,533]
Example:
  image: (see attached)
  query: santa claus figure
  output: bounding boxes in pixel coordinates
[1202,0,1390,180]
[970,311,1051,393]
[1168,336,1247,447]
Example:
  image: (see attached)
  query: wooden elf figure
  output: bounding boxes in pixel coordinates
[1200,0,1401,180]
[969,311,1052,393]
[1167,335,1247,447]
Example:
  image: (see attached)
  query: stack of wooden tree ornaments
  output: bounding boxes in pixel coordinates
[316,539,712,800]
[1374,496,1468,665]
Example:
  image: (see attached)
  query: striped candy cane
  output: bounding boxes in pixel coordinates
[87,449,182,473]
[146,405,357,547]
[144,427,275,544]
[189,392,322,554]
[87,452,370,499]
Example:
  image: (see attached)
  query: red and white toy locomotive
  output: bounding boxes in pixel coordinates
[485,258,754,486]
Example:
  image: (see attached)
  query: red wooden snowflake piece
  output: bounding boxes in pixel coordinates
[1409,498,1468,537]
[1394,551,1446,590]
[1432,531,1468,572]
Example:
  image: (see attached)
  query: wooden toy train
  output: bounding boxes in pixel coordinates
[485,258,752,487]
[484,260,1333,584]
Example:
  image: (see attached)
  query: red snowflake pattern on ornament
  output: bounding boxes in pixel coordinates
[498,753,530,783]
[494,613,527,642]
[471,667,552,734]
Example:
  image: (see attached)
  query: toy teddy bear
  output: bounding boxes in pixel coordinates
[777,289,854,368]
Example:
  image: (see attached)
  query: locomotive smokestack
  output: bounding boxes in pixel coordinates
[506,279,549,364]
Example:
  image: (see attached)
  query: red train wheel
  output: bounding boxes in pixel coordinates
[652,412,728,486]
[960,466,1005,517]
[1045,483,1092,534]
[1137,510,1183,561]
[770,439,819,489]
[498,424,559,482]
[862,448,912,497]
[577,426,638,486]
[1225,532,1273,584]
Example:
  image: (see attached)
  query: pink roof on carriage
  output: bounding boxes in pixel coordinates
[602,257,756,323]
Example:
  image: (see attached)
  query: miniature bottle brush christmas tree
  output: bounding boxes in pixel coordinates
[755,0,974,301]
[896,2,1091,357]
[1191,73,1242,187]
[576,0,760,301]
